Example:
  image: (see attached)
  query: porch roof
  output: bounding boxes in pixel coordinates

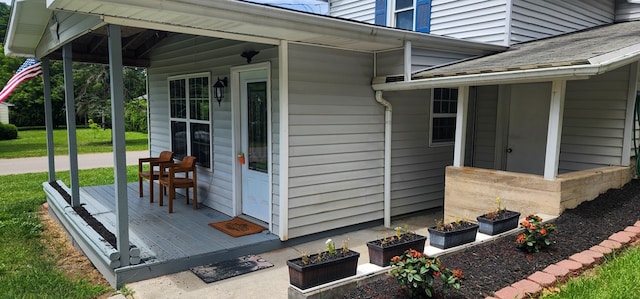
[5,0,505,66]
[373,21,640,91]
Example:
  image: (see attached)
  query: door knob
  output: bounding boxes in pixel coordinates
[506,148,513,153]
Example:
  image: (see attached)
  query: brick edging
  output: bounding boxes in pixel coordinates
[490,220,640,299]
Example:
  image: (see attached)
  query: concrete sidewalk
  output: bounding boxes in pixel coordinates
[0,151,149,175]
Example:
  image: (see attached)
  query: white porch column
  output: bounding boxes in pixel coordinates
[107,24,130,266]
[622,62,639,166]
[404,40,411,82]
[278,40,290,241]
[62,44,80,206]
[453,86,469,167]
[544,80,566,180]
[42,58,56,182]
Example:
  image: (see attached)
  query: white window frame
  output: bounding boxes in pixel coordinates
[429,87,458,146]
[391,0,416,31]
[168,72,212,169]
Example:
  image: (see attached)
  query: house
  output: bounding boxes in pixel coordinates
[5,0,640,287]
[0,102,13,124]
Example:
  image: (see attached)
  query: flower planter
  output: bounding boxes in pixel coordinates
[366,233,427,267]
[428,221,479,249]
[287,250,360,289]
[476,210,521,235]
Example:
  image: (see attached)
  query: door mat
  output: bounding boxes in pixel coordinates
[191,255,273,283]
[208,217,266,237]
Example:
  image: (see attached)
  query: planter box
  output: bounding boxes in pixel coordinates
[366,234,427,267]
[428,222,479,249]
[287,250,360,289]
[477,210,521,235]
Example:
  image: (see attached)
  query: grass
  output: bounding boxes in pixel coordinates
[0,166,139,298]
[542,246,640,298]
[0,128,148,158]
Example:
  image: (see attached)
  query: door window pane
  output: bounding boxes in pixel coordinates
[247,82,268,173]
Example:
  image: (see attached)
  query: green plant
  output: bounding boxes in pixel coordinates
[88,119,102,139]
[325,238,336,255]
[119,285,135,298]
[390,249,463,297]
[485,197,506,219]
[516,214,557,253]
[0,122,18,140]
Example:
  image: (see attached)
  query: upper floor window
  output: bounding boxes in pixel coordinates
[375,0,431,33]
[430,88,458,145]
[169,73,212,168]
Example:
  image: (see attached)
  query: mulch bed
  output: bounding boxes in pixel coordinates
[343,179,640,298]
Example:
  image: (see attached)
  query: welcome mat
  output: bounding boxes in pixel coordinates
[191,255,273,283]
[208,217,266,237]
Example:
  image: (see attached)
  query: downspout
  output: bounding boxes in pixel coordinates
[375,90,392,228]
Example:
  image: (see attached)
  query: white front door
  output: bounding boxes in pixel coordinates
[239,69,270,222]
[505,83,551,175]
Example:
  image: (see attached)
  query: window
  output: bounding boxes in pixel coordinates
[430,88,458,145]
[169,74,211,168]
[374,0,431,33]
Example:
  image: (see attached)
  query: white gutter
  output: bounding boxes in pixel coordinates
[375,91,392,228]
[373,49,640,91]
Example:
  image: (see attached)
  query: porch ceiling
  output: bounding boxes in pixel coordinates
[5,0,505,66]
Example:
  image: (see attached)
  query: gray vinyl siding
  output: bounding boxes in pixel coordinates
[470,85,499,169]
[510,0,614,45]
[147,34,280,223]
[386,90,452,216]
[430,0,509,46]
[329,0,375,23]
[287,44,382,238]
[560,65,631,172]
[376,48,478,77]
[615,0,640,22]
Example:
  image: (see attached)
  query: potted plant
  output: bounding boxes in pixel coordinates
[476,197,521,235]
[287,238,360,289]
[366,226,427,267]
[427,219,478,249]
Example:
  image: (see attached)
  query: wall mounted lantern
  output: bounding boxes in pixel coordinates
[213,77,228,106]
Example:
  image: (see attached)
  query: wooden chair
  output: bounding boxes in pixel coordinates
[138,151,174,203]
[158,156,197,213]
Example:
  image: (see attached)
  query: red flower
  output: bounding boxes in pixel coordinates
[433,271,441,278]
[409,249,422,258]
[391,256,400,263]
[521,220,530,227]
[452,269,463,279]
[516,233,526,243]
[529,224,536,230]
[540,229,547,235]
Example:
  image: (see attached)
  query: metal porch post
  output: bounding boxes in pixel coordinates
[62,44,80,206]
[107,24,130,266]
[42,58,56,182]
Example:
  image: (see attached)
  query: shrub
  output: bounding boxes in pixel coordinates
[0,122,18,140]
[124,98,147,133]
[390,249,463,297]
[516,214,557,253]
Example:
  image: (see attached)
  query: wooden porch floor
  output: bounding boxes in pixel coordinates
[73,182,281,286]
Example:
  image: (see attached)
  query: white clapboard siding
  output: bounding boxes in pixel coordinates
[430,0,509,45]
[510,0,614,44]
[469,85,499,169]
[329,0,376,23]
[376,48,478,77]
[286,43,383,238]
[148,34,280,221]
[384,89,453,216]
[559,65,631,172]
[615,0,640,21]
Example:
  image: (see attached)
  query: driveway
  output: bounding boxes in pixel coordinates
[0,151,149,175]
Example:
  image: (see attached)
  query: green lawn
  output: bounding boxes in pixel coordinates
[0,128,148,158]
[541,246,640,298]
[0,167,139,298]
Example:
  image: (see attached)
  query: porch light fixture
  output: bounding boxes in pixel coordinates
[213,77,228,106]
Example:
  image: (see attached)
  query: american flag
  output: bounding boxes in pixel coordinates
[0,58,44,104]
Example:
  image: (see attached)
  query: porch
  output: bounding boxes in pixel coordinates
[443,165,634,222]
[44,181,281,287]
